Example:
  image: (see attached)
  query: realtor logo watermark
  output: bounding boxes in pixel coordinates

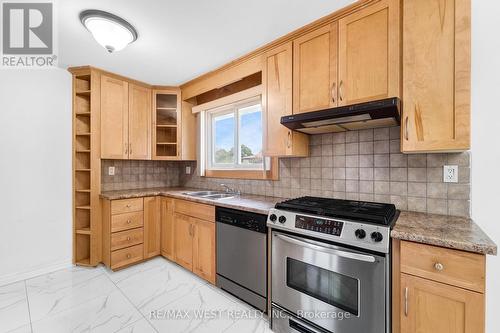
[1,1,57,67]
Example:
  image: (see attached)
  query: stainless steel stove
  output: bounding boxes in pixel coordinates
[267,196,398,333]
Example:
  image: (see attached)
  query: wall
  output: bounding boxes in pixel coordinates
[182,126,472,217]
[101,160,181,191]
[0,69,73,285]
[471,1,500,332]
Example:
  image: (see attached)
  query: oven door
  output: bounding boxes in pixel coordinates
[271,231,387,333]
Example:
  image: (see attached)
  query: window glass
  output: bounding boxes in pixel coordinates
[213,112,235,165]
[238,104,263,166]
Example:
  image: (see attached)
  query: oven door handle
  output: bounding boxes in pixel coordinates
[275,233,376,263]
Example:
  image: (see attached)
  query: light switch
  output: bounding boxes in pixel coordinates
[108,166,115,176]
[443,165,458,183]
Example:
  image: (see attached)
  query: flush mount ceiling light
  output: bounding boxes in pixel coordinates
[80,10,138,53]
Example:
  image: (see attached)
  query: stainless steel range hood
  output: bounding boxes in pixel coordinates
[281,97,401,134]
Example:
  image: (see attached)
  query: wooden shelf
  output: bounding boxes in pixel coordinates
[75,169,91,172]
[157,142,177,145]
[76,205,91,210]
[76,150,91,153]
[76,227,91,235]
[156,124,177,128]
[156,107,177,111]
[76,90,91,96]
[75,112,91,116]
[75,189,91,193]
[76,258,92,266]
[76,133,91,136]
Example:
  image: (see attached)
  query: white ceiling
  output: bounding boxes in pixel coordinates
[58,0,355,85]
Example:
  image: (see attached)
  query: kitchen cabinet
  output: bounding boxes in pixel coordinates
[100,74,152,159]
[338,0,400,106]
[192,217,216,283]
[293,24,337,114]
[401,0,470,152]
[128,84,152,159]
[153,89,181,159]
[393,240,485,333]
[160,197,175,260]
[172,199,216,284]
[101,75,129,159]
[263,42,309,157]
[144,197,161,259]
[102,197,145,270]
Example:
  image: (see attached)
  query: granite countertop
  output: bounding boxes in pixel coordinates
[100,187,497,255]
[100,187,281,215]
[391,211,497,255]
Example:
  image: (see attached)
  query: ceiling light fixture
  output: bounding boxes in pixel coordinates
[80,10,138,53]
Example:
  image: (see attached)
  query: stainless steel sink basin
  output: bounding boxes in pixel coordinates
[183,191,236,200]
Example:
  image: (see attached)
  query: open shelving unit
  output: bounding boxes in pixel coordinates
[153,89,182,159]
[70,67,102,267]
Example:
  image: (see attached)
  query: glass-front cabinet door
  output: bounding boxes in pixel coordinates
[153,89,181,159]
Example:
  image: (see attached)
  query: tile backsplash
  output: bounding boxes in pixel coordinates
[181,127,471,217]
[101,160,180,191]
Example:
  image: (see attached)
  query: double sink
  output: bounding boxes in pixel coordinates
[183,190,237,200]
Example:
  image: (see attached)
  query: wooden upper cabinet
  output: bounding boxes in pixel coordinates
[338,0,400,106]
[173,213,193,271]
[160,197,175,260]
[402,0,470,153]
[128,84,151,160]
[153,90,182,160]
[293,23,338,114]
[143,197,161,259]
[263,42,308,157]
[192,218,216,284]
[101,75,129,159]
[401,273,484,333]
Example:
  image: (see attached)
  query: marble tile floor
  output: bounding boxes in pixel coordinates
[0,257,272,333]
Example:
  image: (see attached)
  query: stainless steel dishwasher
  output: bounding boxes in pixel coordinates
[216,207,267,312]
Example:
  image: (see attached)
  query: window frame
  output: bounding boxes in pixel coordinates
[205,96,264,171]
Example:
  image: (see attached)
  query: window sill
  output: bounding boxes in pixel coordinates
[204,159,279,180]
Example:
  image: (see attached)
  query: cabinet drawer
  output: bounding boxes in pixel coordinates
[111,228,143,251]
[174,199,215,222]
[111,211,143,232]
[111,244,143,270]
[400,241,485,293]
[111,198,144,215]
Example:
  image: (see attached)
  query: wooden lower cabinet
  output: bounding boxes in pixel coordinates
[144,197,161,258]
[160,197,175,260]
[393,239,486,333]
[174,213,194,271]
[400,273,484,333]
[192,218,216,284]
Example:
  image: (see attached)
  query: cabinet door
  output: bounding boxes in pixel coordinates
[293,23,337,114]
[263,42,309,157]
[401,273,484,333]
[338,0,400,105]
[101,75,129,159]
[192,218,216,284]
[143,197,160,258]
[174,213,193,271]
[160,197,175,260]
[128,84,151,160]
[402,0,470,152]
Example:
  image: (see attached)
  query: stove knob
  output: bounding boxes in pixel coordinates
[269,214,277,222]
[371,232,383,243]
[355,229,366,239]
[278,216,287,224]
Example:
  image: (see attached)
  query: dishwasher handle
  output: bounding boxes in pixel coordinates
[275,233,377,263]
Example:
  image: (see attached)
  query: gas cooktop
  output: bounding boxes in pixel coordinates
[275,196,397,226]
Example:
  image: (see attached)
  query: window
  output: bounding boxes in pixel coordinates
[206,96,263,170]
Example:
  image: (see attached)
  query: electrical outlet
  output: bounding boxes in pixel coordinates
[443,165,458,183]
[108,166,115,176]
[185,166,191,174]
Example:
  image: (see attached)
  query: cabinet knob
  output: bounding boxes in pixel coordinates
[126,253,131,259]
[434,262,444,271]
[126,236,131,241]
[126,220,131,224]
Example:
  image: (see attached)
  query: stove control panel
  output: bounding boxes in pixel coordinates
[295,215,343,236]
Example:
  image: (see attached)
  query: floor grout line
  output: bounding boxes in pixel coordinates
[23,280,33,333]
[102,269,160,333]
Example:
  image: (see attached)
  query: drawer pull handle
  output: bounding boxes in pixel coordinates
[126,220,131,224]
[434,262,444,271]
[404,287,408,317]
[126,237,131,241]
[126,254,131,259]
[126,204,131,208]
